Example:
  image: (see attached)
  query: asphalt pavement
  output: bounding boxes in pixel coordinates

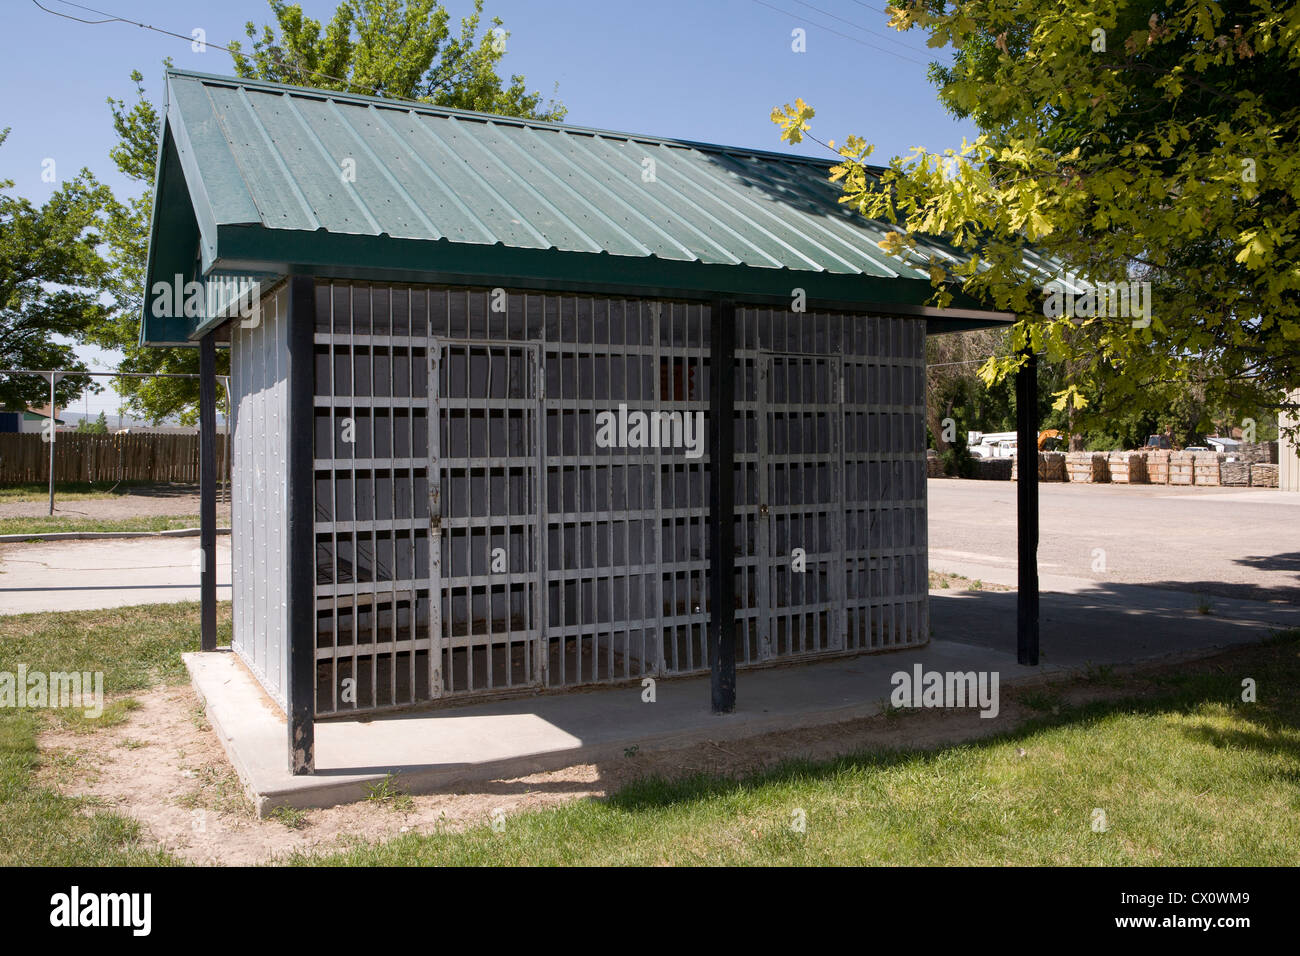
[928,480,1300,604]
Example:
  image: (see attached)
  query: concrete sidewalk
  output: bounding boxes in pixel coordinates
[0,537,231,614]
[188,570,1300,816]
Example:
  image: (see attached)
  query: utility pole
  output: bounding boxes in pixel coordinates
[45,371,65,515]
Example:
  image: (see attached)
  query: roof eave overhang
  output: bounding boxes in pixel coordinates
[205,224,1014,333]
[141,73,260,347]
[140,117,204,347]
[140,107,234,346]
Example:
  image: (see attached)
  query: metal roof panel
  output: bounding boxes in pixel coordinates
[142,70,1019,345]
[162,69,929,273]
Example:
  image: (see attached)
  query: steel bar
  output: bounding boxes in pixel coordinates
[48,372,57,515]
[286,276,317,773]
[199,333,217,651]
[1016,349,1040,666]
[708,299,736,713]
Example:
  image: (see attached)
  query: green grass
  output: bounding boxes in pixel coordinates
[0,514,212,537]
[1018,688,1064,713]
[0,602,230,866]
[364,774,415,813]
[269,806,310,830]
[291,633,1300,867]
[3,596,1298,867]
[0,482,153,504]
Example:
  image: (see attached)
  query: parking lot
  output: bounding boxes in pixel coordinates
[929,479,1300,603]
[1,480,1295,615]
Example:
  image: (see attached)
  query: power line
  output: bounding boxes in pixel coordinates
[32,0,354,91]
[928,358,997,369]
[748,0,929,65]
[848,0,897,14]
[30,0,433,105]
[791,0,881,30]
[784,0,926,57]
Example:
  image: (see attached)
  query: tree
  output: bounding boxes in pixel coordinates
[88,69,206,423]
[77,411,110,434]
[228,0,566,119]
[773,1,1300,439]
[0,129,107,410]
[88,0,565,423]
[925,327,1009,455]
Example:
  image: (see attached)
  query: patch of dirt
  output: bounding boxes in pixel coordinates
[928,570,1015,592]
[35,658,1189,866]
[0,484,230,522]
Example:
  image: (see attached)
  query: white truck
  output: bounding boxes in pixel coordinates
[967,430,1019,459]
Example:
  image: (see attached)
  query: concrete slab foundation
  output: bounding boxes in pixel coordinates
[187,570,1300,817]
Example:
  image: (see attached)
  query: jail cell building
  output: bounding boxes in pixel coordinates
[143,70,1008,728]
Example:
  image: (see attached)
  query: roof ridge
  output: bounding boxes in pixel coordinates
[164,68,871,171]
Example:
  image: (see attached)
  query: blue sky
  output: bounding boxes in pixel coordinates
[2,0,973,416]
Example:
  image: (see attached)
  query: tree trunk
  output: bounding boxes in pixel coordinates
[1068,404,1084,451]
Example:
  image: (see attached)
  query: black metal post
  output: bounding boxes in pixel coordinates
[199,333,217,652]
[47,372,56,516]
[708,299,737,712]
[1016,349,1040,665]
[286,277,317,773]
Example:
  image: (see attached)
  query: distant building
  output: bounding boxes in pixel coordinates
[0,407,65,434]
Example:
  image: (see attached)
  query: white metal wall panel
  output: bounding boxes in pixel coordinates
[1281,390,1299,493]
[229,283,291,709]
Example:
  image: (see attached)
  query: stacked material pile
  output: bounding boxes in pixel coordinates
[1107,451,1148,484]
[1192,451,1225,486]
[926,449,945,478]
[1146,449,1171,484]
[1239,441,1278,464]
[1219,460,1250,486]
[1250,462,1279,487]
[1041,452,1067,481]
[1011,452,1065,481]
[1066,451,1108,483]
[974,458,1013,480]
[1168,451,1195,485]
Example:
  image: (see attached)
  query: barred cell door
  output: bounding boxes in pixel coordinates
[754,352,847,660]
[429,340,545,696]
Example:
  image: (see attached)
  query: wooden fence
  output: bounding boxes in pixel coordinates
[0,432,230,484]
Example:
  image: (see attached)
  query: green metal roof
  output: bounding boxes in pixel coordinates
[142,69,1013,346]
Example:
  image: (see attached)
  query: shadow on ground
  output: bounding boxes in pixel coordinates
[602,633,1300,814]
